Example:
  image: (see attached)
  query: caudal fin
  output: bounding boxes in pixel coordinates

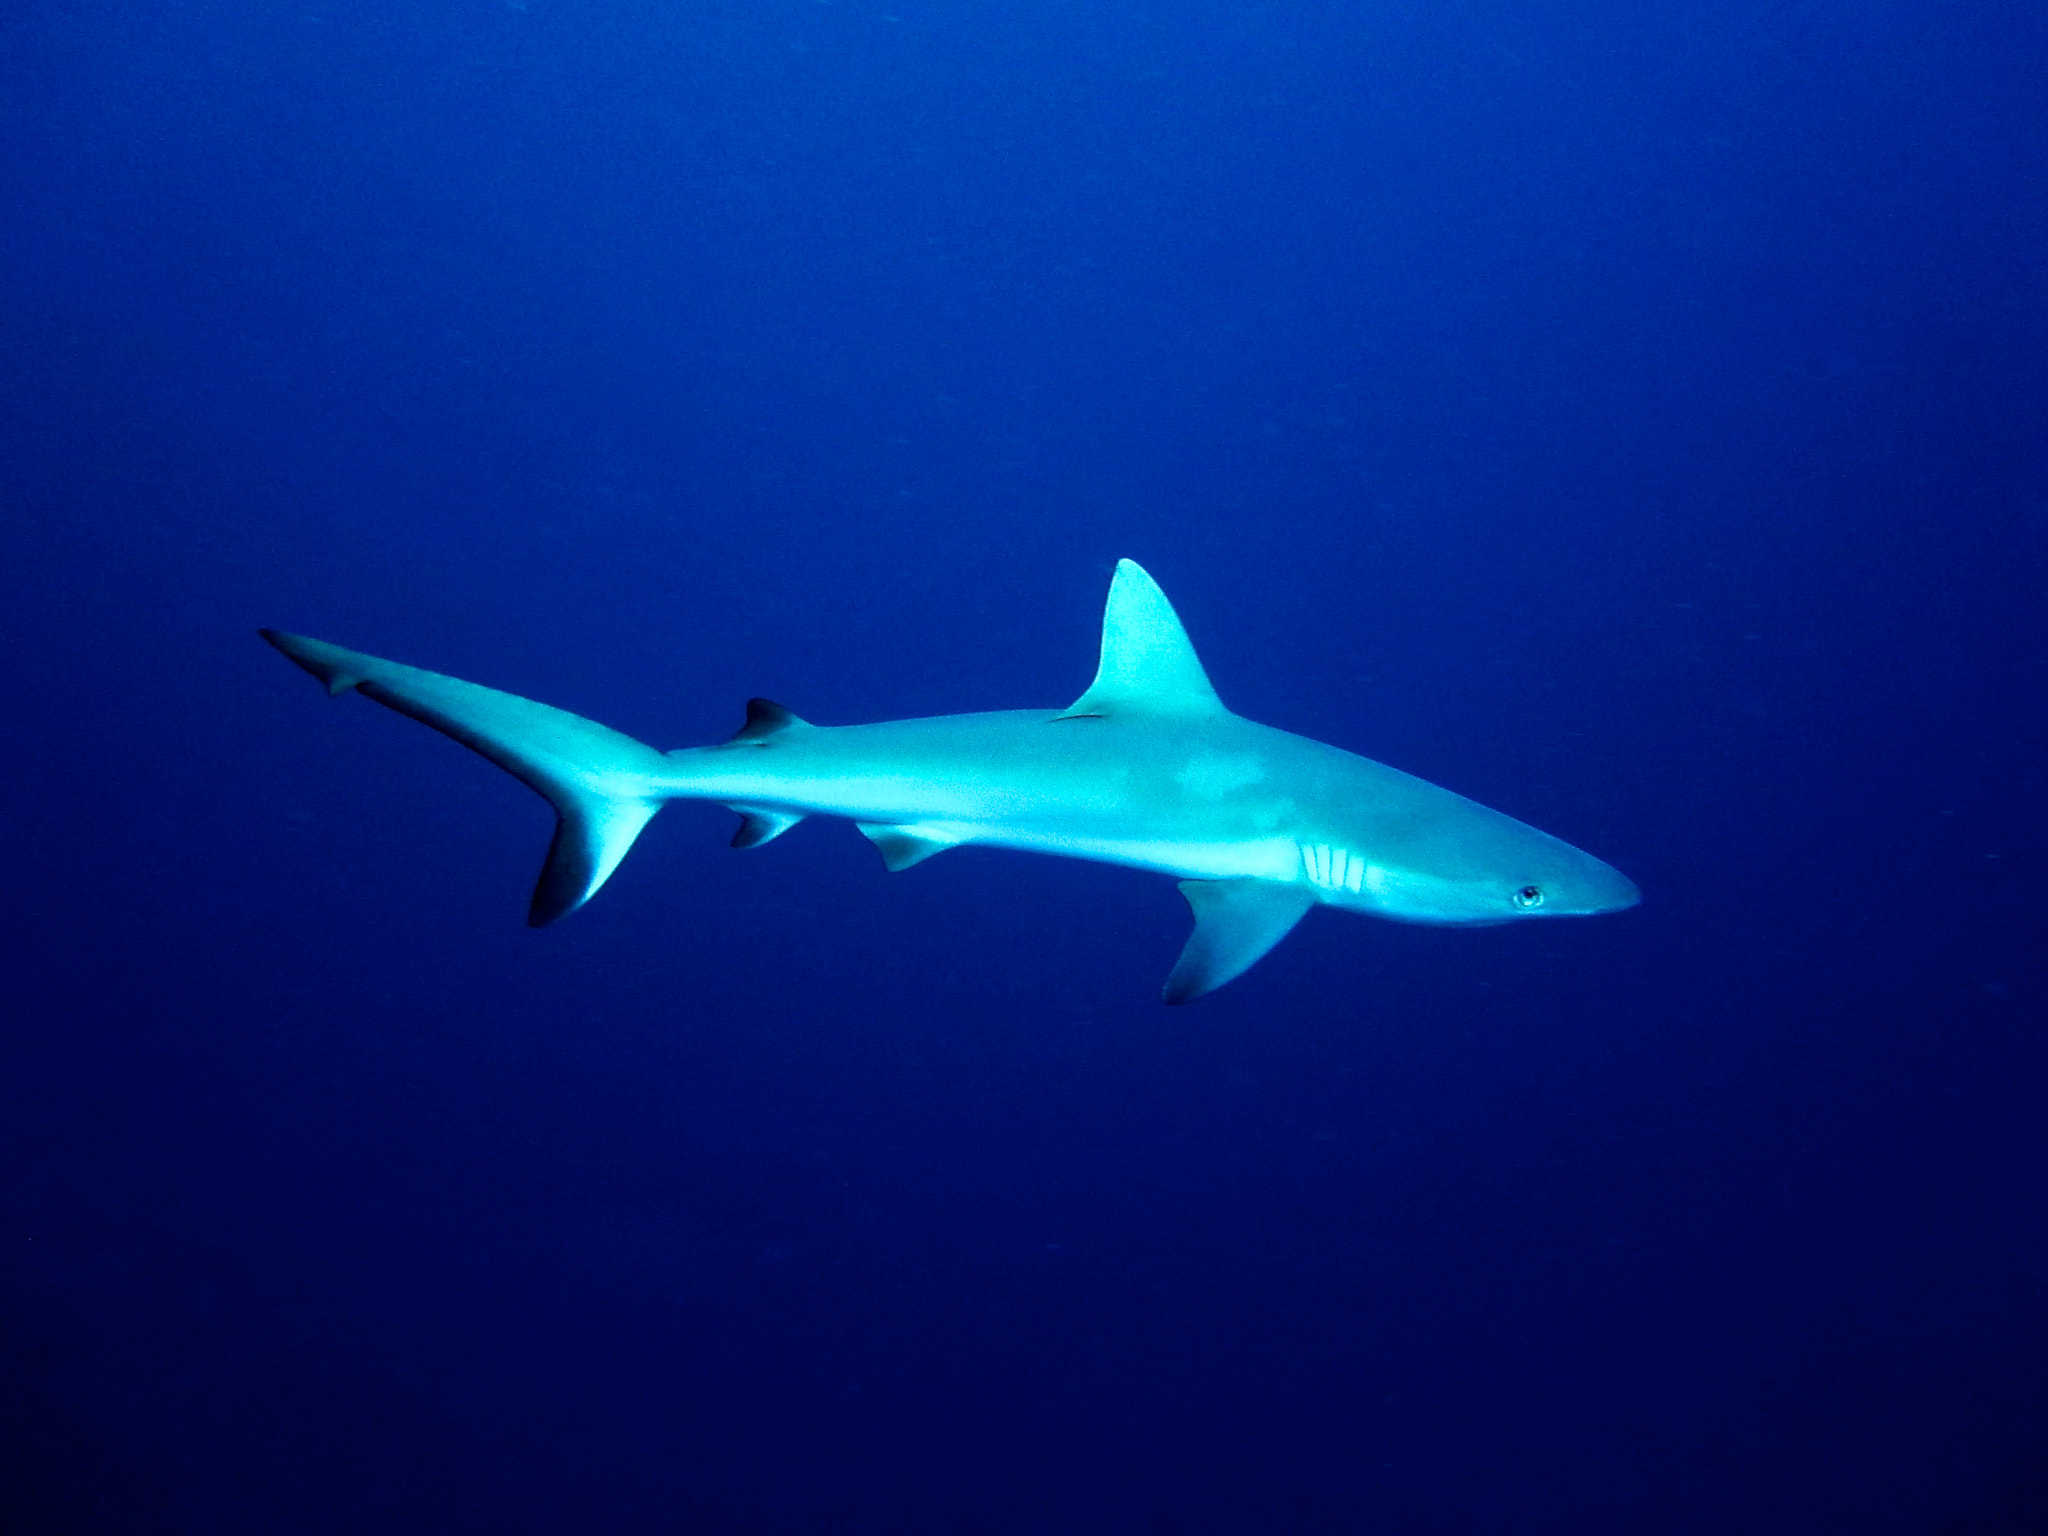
[262,631,673,924]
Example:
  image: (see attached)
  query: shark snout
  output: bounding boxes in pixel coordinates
[1566,858,1641,915]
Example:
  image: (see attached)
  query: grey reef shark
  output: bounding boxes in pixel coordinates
[264,560,1637,1002]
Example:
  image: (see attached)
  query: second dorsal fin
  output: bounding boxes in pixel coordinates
[727,698,810,743]
[1061,560,1225,720]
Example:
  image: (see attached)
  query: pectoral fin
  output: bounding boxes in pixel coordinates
[1163,880,1316,1004]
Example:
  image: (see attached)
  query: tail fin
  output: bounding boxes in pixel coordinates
[262,631,673,925]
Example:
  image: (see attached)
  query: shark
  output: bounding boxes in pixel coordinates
[263,559,1636,1002]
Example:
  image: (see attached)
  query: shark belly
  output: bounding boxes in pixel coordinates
[659,710,1305,883]
[963,824,1301,882]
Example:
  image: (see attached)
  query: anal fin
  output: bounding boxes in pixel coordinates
[729,805,805,848]
[1164,880,1316,1004]
[858,822,968,872]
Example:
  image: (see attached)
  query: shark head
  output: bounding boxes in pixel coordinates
[1484,839,1642,923]
[1298,806,1640,929]
[1368,836,1639,926]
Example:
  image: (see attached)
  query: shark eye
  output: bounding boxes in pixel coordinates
[1513,885,1544,910]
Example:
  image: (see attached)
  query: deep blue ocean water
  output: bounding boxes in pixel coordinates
[4,3,2045,1530]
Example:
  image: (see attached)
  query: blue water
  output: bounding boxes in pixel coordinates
[5,3,2044,1530]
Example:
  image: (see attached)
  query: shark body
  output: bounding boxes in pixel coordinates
[264,560,1636,1001]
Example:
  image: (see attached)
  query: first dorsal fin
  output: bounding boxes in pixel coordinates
[1061,560,1225,720]
[727,698,809,743]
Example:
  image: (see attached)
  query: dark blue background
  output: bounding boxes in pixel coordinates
[5,2,2045,1530]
